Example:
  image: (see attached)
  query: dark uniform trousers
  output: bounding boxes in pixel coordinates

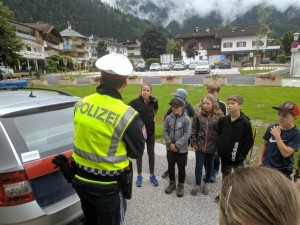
[72,178,126,225]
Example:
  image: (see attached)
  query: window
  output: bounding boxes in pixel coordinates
[252,40,264,47]
[237,42,246,47]
[213,44,220,49]
[223,42,233,48]
[27,46,31,51]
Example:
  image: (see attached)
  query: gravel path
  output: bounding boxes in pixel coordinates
[124,143,221,225]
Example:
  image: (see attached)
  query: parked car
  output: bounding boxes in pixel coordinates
[173,60,187,70]
[209,61,216,69]
[0,88,83,225]
[188,62,197,70]
[194,60,211,74]
[134,60,146,72]
[160,63,173,71]
[261,57,271,64]
[149,63,161,71]
[218,59,231,69]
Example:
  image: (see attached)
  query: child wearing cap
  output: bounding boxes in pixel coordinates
[258,101,300,178]
[162,88,195,179]
[163,97,191,197]
[215,95,254,202]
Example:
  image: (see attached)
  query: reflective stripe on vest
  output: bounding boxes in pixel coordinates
[72,93,137,174]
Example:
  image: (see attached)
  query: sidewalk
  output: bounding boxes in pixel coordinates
[124,143,220,225]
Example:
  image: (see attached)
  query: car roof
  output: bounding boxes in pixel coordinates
[0,89,80,117]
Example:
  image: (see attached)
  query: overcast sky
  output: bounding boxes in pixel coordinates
[102,0,300,26]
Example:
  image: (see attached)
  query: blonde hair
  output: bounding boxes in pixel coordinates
[207,82,221,94]
[139,81,152,94]
[219,166,300,225]
[198,94,224,118]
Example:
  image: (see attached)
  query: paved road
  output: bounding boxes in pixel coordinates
[44,66,300,87]
[69,143,221,225]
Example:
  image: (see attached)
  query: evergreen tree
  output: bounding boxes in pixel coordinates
[140,26,167,60]
[185,39,197,59]
[96,41,108,58]
[167,39,181,59]
[0,1,23,67]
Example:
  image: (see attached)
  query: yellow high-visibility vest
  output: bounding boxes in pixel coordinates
[72,93,137,177]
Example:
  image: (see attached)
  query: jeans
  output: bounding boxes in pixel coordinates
[195,151,214,185]
[137,133,155,174]
[221,160,244,180]
[72,178,126,225]
[167,151,187,184]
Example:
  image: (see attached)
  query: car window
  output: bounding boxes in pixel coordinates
[197,61,209,65]
[10,107,74,155]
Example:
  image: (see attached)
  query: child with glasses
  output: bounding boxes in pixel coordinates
[163,97,191,197]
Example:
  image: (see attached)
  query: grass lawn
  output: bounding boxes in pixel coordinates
[41,84,300,167]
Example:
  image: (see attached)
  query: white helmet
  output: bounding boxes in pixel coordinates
[95,53,133,76]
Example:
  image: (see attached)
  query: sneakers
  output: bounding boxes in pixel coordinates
[177,183,184,197]
[210,170,218,183]
[162,170,169,179]
[135,175,143,187]
[165,181,176,194]
[191,185,201,196]
[203,183,210,195]
[214,195,220,203]
[150,175,159,186]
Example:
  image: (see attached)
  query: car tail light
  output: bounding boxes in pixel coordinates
[0,170,35,206]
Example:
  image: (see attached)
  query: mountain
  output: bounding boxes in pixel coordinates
[114,1,300,38]
[2,0,158,42]
[3,0,300,40]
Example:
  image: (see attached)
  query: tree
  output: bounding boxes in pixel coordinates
[185,39,197,60]
[280,31,300,56]
[140,26,167,60]
[0,2,23,67]
[167,39,181,59]
[96,41,108,58]
[254,5,269,66]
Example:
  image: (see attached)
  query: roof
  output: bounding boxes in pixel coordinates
[0,89,80,117]
[60,26,86,39]
[176,26,270,39]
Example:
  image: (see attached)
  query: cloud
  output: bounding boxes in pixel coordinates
[102,0,300,26]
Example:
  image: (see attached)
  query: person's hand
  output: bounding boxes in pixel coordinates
[170,143,177,152]
[270,125,281,139]
[193,145,198,152]
[257,159,263,166]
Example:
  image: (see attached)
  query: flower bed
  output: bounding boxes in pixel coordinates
[255,74,282,86]
[127,76,143,84]
[203,74,227,85]
[161,76,182,84]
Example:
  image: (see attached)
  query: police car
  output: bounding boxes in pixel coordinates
[0,88,83,225]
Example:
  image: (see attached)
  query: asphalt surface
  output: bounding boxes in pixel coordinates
[124,143,220,225]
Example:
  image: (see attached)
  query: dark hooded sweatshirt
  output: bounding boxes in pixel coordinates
[217,112,254,165]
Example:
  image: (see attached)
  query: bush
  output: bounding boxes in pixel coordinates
[145,58,160,67]
[276,54,287,63]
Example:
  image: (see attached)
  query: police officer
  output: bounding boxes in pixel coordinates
[72,53,146,225]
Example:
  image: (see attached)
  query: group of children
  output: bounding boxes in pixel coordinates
[129,81,300,199]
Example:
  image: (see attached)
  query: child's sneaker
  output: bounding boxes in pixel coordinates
[165,181,176,194]
[161,170,169,179]
[177,183,184,197]
[203,183,210,195]
[150,175,159,186]
[135,175,143,187]
[191,185,201,196]
[210,170,218,183]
